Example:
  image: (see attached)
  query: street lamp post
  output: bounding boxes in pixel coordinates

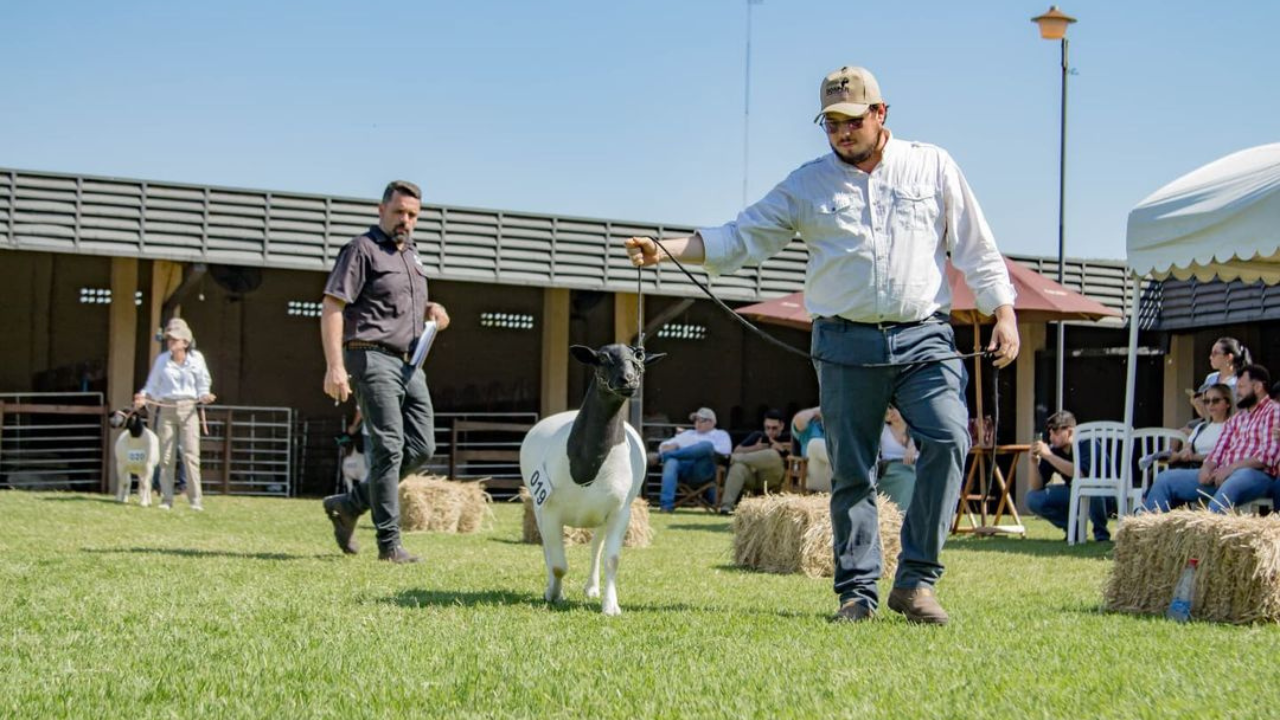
[1032,5,1076,413]
[743,0,763,207]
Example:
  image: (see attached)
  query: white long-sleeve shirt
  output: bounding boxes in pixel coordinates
[139,350,212,401]
[700,134,1016,324]
[664,428,732,456]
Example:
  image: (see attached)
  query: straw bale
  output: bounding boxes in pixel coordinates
[732,493,903,578]
[1104,510,1280,623]
[399,475,491,534]
[519,489,653,547]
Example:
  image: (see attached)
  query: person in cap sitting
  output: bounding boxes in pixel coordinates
[134,317,215,511]
[655,407,732,513]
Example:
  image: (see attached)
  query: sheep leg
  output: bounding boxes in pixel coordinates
[115,459,129,503]
[600,506,631,616]
[540,513,567,604]
[583,526,605,599]
[138,464,153,507]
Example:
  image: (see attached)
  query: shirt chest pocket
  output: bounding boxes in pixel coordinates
[891,185,940,234]
[811,194,867,235]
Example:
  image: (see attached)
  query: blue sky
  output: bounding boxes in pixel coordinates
[2,0,1276,261]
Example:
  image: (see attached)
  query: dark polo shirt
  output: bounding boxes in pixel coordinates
[324,225,429,354]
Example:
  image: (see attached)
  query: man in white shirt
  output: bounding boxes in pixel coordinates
[655,407,733,512]
[626,66,1018,624]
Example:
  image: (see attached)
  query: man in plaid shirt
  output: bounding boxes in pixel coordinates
[1143,365,1279,513]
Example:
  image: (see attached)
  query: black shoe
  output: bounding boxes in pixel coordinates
[323,495,359,555]
[377,545,421,564]
[717,507,734,516]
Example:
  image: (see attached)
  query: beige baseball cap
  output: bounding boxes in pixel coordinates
[814,66,883,123]
[689,407,717,423]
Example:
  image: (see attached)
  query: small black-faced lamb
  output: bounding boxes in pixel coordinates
[520,343,665,616]
[110,409,159,506]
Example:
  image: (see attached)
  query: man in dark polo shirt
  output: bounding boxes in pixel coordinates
[320,179,451,564]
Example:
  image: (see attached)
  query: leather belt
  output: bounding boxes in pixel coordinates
[831,311,948,331]
[344,341,410,363]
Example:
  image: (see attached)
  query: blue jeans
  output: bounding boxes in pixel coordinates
[1026,484,1111,541]
[1143,467,1276,513]
[813,315,970,610]
[658,441,718,510]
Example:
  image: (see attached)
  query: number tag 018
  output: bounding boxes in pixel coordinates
[528,464,552,508]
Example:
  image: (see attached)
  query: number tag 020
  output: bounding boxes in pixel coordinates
[528,465,552,508]
[127,450,147,463]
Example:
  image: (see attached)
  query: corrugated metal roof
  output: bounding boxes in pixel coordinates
[0,167,1131,315]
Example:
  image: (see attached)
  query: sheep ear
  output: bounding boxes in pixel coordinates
[642,352,667,366]
[570,345,600,366]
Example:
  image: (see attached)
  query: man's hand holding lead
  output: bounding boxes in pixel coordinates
[626,237,662,267]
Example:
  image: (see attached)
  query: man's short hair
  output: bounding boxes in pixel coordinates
[382,180,422,203]
[1046,410,1077,431]
[764,409,784,422]
[1241,364,1271,389]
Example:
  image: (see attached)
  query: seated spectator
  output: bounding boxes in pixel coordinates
[1169,383,1232,468]
[656,407,732,512]
[1144,366,1279,513]
[719,409,790,515]
[1026,410,1112,542]
[1202,336,1250,398]
[877,406,917,511]
[791,406,831,492]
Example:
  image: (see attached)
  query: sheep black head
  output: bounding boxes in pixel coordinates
[109,409,148,438]
[570,344,666,399]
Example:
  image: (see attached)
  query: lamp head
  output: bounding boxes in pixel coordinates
[1032,5,1077,40]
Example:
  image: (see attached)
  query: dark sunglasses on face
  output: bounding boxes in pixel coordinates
[1205,396,1228,405]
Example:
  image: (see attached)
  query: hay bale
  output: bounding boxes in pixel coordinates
[1104,510,1280,623]
[732,493,903,578]
[399,475,491,534]
[519,489,653,548]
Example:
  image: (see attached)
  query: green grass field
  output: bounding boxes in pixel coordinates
[2,491,1278,719]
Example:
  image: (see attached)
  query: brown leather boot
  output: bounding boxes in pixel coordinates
[831,599,877,623]
[322,495,359,555]
[377,545,421,564]
[887,586,949,625]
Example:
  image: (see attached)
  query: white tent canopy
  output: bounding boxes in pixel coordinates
[1124,143,1280,444]
[1126,143,1280,283]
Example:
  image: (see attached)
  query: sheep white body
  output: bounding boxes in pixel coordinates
[520,410,646,616]
[115,424,159,506]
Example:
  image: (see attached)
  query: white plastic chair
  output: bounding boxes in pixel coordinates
[1067,421,1130,545]
[1128,427,1187,514]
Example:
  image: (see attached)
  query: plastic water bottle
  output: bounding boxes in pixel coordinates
[1166,558,1199,622]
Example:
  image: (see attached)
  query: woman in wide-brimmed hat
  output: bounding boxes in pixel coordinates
[134,317,216,510]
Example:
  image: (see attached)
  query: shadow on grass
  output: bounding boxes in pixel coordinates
[39,495,118,504]
[948,536,1113,561]
[81,546,331,561]
[666,522,733,534]
[382,588,819,619]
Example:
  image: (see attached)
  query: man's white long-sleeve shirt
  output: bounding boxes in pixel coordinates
[140,350,212,401]
[699,135,1016,324]
[665,428,733,456]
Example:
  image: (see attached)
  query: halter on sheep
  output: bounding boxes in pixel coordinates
[520,343,665,615]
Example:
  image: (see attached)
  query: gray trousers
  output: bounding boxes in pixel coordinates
[336,349,436,552]
[812,316,970,610]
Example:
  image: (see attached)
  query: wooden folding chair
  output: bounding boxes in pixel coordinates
[673,455,729,512]
[783,455,808,493]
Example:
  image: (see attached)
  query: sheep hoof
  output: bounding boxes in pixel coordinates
[584,585,600,599]
[602,602,622,617]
